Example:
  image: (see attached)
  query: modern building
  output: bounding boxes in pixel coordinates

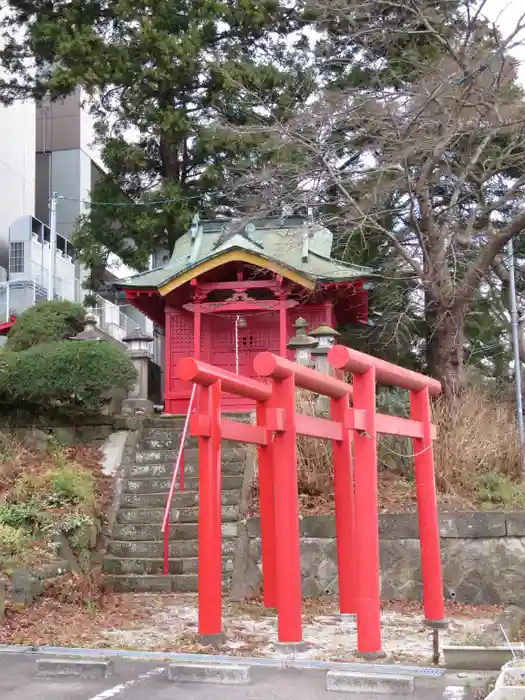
[0,89,155,353]
[0,100,36,274]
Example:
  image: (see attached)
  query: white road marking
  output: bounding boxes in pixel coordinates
[87,666,165,700]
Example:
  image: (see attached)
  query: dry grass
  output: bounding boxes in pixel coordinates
[295,390,333,498]
[249,383,525,515]
[433,385,522,482]
[432,385,525,507]
[0,434,111,569]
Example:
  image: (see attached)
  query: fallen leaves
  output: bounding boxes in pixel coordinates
[0,571,503,661]
[0,571,150,648]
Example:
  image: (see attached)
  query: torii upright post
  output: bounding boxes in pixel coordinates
[410,386,445,626]
[197,380,224,642]
[271,372,303,643]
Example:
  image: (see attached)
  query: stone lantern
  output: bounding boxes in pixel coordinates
[70,308,105,342]
[121,326,154,417]
[310,325,340,414]
[287,317,318,367]
[310,325,340,376]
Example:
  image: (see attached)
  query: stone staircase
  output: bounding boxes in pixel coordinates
[103,418,248,592]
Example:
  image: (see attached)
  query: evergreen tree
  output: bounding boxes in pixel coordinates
[0,0,315,286]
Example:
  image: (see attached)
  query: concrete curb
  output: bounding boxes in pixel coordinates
[36,658,114,679]
[168,662,251,685]
[0,643,444,677]
[326,670,415,695]
[442,605,525,672]
[442,645,517,671]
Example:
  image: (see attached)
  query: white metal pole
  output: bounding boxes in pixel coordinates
[5,281,9,322]
[235,315,240,374]
[48,191,58,301]
[508,239,525,457]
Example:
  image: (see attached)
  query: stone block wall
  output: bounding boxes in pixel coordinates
[239,512,525,605]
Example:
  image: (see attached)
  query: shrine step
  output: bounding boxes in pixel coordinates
[104,573,231,593]
[140,436,199,451]
[117,505,240,524]
[103,556,234,576]
[128,461,245,478]
[120,489,242,509]
[112,522,238,542]
[134,447,244,465]
[122,475,243,494]
[142,414,251,434]
[107,538,237,558]
[105,416,248,593]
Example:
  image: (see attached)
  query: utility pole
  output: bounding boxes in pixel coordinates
[508,238,525,462]
[48,191,58,301]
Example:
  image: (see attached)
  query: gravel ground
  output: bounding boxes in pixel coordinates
[100,595,495,664]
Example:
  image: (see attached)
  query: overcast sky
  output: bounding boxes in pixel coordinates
[484,0,525,82]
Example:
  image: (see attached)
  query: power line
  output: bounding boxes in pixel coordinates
[61,194,203,206]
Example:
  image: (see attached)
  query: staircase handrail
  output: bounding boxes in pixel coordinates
[161,383,197,575]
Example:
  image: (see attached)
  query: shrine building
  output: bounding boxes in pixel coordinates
[116,215,373,414]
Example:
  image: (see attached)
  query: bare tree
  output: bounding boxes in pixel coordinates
[225,0,525,394]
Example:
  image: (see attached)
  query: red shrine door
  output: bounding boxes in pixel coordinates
[201,314,280,411]
[164,305,333,415]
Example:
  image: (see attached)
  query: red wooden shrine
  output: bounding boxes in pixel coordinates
[117,216,372,414]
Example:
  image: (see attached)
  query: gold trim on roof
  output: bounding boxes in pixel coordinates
[158,250,316,296]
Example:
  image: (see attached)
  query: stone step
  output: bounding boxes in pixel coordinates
[107,538,236,558]
[134,447,245,465]
[103,556,234,576]
[117,504,239,525]
[144,413,250,428]
[112,522,238,541]
[142,427,185,440]
[122,475,243,494]
[120,489,242,509]
[140,436,198,451]
[117,505,239,525]
[128,461,244,478]
[144,419,187,430]
[104,573,231,593]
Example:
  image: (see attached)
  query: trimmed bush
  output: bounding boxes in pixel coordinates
[0,340,137,410]
[6,300,86,351]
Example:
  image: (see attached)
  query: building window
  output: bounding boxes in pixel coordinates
[9,242,24,274]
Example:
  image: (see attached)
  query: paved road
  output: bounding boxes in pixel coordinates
[0,652,492,700]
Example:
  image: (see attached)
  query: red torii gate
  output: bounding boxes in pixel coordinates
[171,345,445,655]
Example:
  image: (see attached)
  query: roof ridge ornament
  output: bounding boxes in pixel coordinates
[307,206,314,226]
[190,212,200,241]
[280,205,293,223]
[189,212,203,263]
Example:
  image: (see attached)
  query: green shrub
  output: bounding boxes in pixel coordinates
[0,340,137,410]
[0,523,29,556]
[50,464,95,507]
[6,300,86,351]
[475,472,525,508]
[0,502,37,529]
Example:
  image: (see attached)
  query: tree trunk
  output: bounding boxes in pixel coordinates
[426,297,466,395]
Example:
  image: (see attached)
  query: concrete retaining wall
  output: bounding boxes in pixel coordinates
[237,512,525,605]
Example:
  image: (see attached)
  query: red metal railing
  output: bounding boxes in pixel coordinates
[161,383,197,575]
[173,348,445,655]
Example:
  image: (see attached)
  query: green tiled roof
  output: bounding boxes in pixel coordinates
[117,216,374,290]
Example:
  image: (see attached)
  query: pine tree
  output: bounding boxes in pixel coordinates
[0,0,315,285]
